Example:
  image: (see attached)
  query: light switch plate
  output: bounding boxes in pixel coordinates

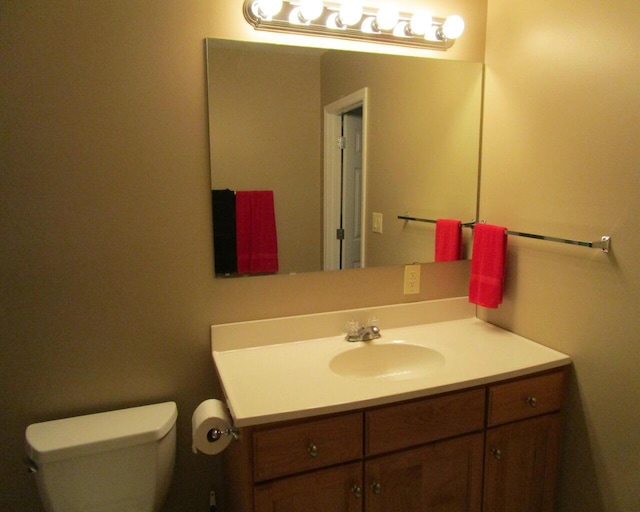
[372,212,383,233]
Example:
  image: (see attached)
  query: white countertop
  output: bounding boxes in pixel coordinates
[211,299,571,427]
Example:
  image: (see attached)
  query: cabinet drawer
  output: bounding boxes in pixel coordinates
[253,412,363,482]
[365,388,485,456]
[487,369,566,427]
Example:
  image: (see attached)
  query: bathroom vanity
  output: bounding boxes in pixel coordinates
[211,299,570,512]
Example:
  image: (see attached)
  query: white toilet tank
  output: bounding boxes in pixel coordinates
[25,401,178,512]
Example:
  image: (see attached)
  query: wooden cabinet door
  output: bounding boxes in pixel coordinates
[364,433,484,512]
[484,413,562,512]
[254,462,363,512]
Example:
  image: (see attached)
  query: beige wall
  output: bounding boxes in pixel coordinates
[321,51,482,265]
[0,1,480,510]
[208,42,323,274]
[481,0,640,510]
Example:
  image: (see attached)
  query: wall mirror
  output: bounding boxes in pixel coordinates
[206,38,482,276]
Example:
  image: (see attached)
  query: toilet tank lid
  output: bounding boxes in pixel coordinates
[25,401,178,464]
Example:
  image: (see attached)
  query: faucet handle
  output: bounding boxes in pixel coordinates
[367,315,379,327]
[346,320,360,337]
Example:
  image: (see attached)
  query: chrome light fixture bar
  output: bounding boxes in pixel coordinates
[243,0,465,51]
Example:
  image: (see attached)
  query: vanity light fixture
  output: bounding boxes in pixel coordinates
[373,3,399,32]
[336,0,363,27]
[250,0,284,19]
[243,0,465,51]
[298,0,325,22]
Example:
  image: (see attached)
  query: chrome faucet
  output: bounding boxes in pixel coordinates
[345,320,381,342]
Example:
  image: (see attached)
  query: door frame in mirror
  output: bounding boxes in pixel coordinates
[323,88,369,271]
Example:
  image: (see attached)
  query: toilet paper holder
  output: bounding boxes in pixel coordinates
[206,427,239,443]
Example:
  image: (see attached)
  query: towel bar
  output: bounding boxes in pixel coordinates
[397,215,476,227]
[504,230,611,253]
[397,215,611,253]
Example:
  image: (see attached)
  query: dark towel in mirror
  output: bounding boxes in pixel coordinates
[212,189,237,274]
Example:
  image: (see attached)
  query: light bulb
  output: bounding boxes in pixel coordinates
[299,0,324,22]
[408,9,432,36]
[375,3,399,31]
[255,0,283,19]
[442,15,465,39]
[338,0,363,27]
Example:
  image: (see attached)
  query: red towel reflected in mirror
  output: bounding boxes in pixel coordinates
[435,219,463,262]
[236,191,279,274]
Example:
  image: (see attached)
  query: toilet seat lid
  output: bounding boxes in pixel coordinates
[25,401,177,464]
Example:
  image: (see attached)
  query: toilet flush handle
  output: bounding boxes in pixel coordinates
[24,457,38,474]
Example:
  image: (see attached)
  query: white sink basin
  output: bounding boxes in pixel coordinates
[329,342,445,380]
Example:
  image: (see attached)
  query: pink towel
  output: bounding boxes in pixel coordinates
[469,224,508,308]
[435,219,463,262]
[235,191,279,274]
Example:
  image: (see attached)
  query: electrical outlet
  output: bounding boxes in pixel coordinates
[372,212,383,233]
[403,264,421,294]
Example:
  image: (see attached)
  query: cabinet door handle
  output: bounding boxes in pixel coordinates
[491,447,503,460]
[351,484,362,498]
[527,396,538,408]
[372,482,382,495]
[307,443,319,457]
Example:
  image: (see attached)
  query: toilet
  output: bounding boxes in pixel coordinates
[25,401,178,512]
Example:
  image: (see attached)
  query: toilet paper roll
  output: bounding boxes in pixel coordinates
[192,399,234,455]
